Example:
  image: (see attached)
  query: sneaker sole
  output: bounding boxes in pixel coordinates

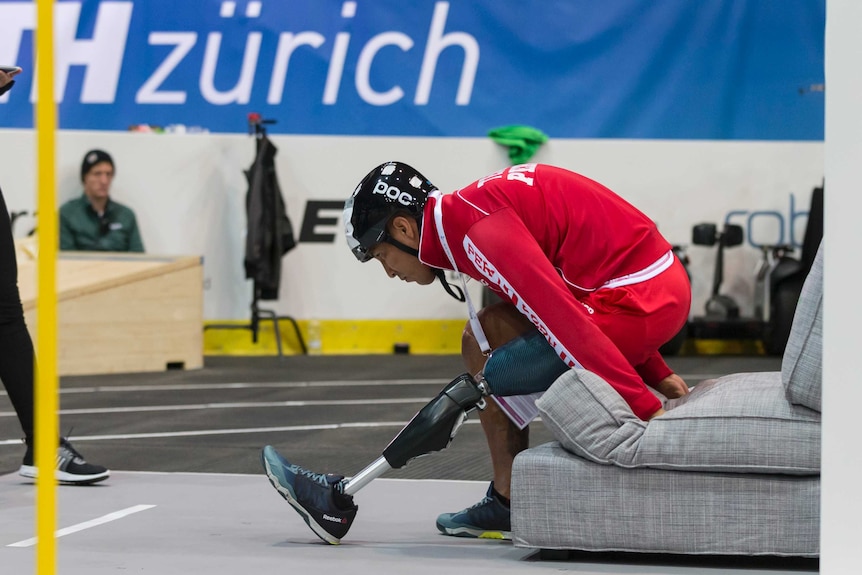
[436,522,512,540]
[260,446,341,546]
[19,465,110,486]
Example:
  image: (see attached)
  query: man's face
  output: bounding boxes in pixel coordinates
[370,241,437,285]
[82,162,114,201]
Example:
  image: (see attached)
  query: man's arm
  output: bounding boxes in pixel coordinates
[464,209,662,420]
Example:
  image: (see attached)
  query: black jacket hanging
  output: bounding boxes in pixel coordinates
[243,135,296,300]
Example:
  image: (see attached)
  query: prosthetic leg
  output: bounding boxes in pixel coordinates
[261,372,489,544]
[261,330,567,544]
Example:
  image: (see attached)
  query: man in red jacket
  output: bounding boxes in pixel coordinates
[262,161,690,544]
[348,161,690,533]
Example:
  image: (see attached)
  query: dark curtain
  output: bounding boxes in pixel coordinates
[243,135,296,300]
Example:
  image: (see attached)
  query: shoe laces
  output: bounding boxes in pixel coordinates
[289,464,344,493]
[59,430,84,460]
[465,494,496,511]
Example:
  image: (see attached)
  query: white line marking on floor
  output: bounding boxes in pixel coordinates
[0,374,728,398]
[0,379,449,397]
[6,505,156,548]
[0,420,491,445]
[0,397,430,417]
[100,471,488,487]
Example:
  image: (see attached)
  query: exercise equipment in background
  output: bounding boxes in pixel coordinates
[686,183,824,356]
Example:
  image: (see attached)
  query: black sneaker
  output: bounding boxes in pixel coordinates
[436,482,511,539]
[260,445,358,545]
[19,438,110,485]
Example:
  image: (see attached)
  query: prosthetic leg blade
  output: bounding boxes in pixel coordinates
[261,445,358,545]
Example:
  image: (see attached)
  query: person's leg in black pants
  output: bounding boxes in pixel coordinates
[0,186,35,443]
[0,185,110,484]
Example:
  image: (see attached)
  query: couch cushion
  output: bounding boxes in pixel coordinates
[536,369,820,474]
[781,241,823,412]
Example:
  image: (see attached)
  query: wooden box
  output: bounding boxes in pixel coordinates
[17,241,204,376]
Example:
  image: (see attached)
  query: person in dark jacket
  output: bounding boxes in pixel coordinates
[0,68,110,483]
[59,149,144,252]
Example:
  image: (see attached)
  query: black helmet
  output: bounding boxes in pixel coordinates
[343,161,437,262]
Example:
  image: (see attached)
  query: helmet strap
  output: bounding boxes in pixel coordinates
[384,236,419,258]
[435,269,466,302]
[384,237,465,302]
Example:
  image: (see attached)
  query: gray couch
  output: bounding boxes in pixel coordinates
[510,243,823,558]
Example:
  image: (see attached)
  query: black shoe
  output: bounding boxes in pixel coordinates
[436,482,511,539]
[260,445,358,544]
[19,438,110,485]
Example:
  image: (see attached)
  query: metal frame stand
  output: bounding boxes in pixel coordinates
[204,285,307,357]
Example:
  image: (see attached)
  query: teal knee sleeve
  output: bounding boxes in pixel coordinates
[482,331,569,396]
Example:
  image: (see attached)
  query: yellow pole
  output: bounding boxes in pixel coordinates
[34,0,58,573]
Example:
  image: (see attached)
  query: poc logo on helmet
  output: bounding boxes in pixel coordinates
[373,180,415,206]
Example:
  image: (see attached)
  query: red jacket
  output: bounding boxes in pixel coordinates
[418,163,672,418]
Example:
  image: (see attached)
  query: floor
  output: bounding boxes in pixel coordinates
[0,354,818,574]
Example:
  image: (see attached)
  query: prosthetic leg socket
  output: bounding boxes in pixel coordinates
[342,372,486,495]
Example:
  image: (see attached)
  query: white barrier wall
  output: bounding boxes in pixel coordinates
[822,1,862,572]
[0,130,822,322]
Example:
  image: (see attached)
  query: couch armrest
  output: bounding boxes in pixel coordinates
[781,241,823,412]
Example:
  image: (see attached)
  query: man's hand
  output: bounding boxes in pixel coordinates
[0,70,14,89]
[653,373,689,399]
[646,374,689,420]
[0,67,21,91]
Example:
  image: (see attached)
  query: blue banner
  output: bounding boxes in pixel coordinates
[0,0,825,139]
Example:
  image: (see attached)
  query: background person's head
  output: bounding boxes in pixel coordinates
[80,149,115,205]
